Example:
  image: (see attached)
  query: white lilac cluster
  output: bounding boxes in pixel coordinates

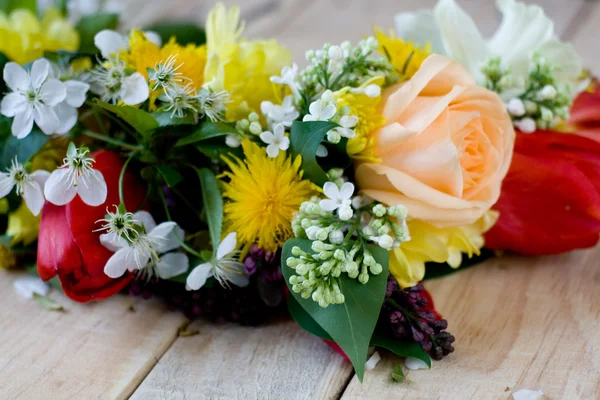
[302,89,359,144]
[482,55,573,133]
[0,58,90,139]
[287,180,410,308]
[0,143,107,216]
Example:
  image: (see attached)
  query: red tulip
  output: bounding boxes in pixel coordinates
[569,80,600,143]
[485,130,600,255]
[37,151,146,302]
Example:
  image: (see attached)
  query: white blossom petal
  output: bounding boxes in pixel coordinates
[322,182,340,200]
[156,225,184,254]
[279,136,290,151]
[40,79,66,107]
[221,261,249,287]
[217,232,237,260]
[30,59,50,89]
[148,221,179,252]
[394,10,445,54]
[33,104,60,135]
[0,172,15,198]
[44,168,77,205]
[29,170,50,191]
[14,276,49,299]
[405,357,430,370]
[104,246,137,278]
[22,180,45,216]
[319,199,338,212]
[64,80,90,108]
[76,169,107,206]
[186,262,213,290]
[3,62,29,92]
[143,30,162,46]
[266,143,280,158]
[94,29,129,58]
[156,252,189,279]
[100,233,128,252]
[1,92,27,117]
[120,73,149,105]
[133,211,157,233]
[321,104,337,120]
[11,106,34,139]
[260,131,274,144]
[339,182,355,199]
[53,102,78,135]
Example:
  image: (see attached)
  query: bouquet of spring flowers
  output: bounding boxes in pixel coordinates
[1,0,598,381]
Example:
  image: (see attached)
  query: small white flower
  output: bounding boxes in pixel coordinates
[103,211,189,280]
[514,117,537,133]
[331,114,358,140]
[260,123,290,158]
[316,145,328,158]
[405,357,430,370]
[537,84,557,100]
[260,96,299,128]
[95,205,139,246]
[197,88,230,122]
[159,84,198,118]
[44,143,107,206]
[149,54,188,92]
[303,97,337,122]
[507,98,526,117]
[89,58,149,105]
[320,181,355,221]
[186,232,249,290]
[0,158,49,216]
[1,59,67,138]
[14,276,50,299]
[270,63,300,98]
[225,134,242,148]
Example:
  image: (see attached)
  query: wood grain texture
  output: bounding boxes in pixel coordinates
[341,245,600,399]
[0,270,187,400]
[130,320,354,400]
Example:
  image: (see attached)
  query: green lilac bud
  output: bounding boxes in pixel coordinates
[373,204,386,217]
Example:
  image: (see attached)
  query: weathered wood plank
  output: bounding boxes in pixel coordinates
[341,245,600,399]
[0,271,187,400]
[130,320,354,400]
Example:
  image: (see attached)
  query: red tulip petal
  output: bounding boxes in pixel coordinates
[571,82,600,125]
[486,131,600,255]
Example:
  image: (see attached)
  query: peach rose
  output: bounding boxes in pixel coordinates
[355,55,514,227]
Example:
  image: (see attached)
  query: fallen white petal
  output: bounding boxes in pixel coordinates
[365,351,381,370]
[14,277,50,299]
[405,357,430,370]
[513,389,544,400]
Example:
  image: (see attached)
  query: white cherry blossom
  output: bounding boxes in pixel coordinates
[261,95,299,128]
[89,58,149,105]
[260,123,289,158]
[0,158,49,216]
[319,181,355,221]
[44,144,107,206]
[1,59,66,138]
[103,211,189,280]
[186,232,249,290]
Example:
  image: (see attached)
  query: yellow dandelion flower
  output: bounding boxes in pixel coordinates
[220,140,319,253]
[125,29,206,88]
[0,8,79,64]
[374,27,430,82]
[204,3,291,120]
[334,79,386,162]
[389,211,499,288]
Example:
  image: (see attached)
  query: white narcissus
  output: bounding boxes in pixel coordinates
[186,232,249,290]
[0,158,49,216]
[102,211,189,280]
[394,0,582,92]
[0,59,66,138]
[44,143,108,207]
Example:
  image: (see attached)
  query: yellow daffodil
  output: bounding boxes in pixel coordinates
[204,3,292,120]
[220,140,319,254]
[390,211,499,287]
[374,27,430,82]
[0,8,79,64]
[7,202,40,246]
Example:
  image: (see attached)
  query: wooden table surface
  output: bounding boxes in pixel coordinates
[3,1,600,399]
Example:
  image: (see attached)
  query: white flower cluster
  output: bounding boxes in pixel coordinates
[287,180,410,307]
[303,90,359,144]
[0,143,107,216]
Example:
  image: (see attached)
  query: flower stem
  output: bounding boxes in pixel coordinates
[158,186,203,258]
[81,130,143,151]
[118,151,138,207]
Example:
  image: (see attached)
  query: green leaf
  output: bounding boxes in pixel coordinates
[281,238,389,382]
[392,364,406,382]
[176,122,237,147]
[0,0,35,12]
[144,22,206,46]
[370,328,431,368]
[33,293,64,312]
[0,125,50,169]
[196,168,223,250]
[195,141,243,161]
[151,111,197,127]
[287,295,331,340]
[0,52,9,92]
[95,101,159,138]
[155,165,183,187]
[76,13,119,54]
[290,121,339,186]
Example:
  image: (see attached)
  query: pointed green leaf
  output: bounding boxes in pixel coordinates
[290,121,339,186]
[155,165,183,188]
[0,125,50,169]
[76,13,119,54]
[143,22,206,46]
[196,168,222,251]
[176,122,237,147]
[151,111,197,127]
[95,100,159,137]
[281,238,388,382]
